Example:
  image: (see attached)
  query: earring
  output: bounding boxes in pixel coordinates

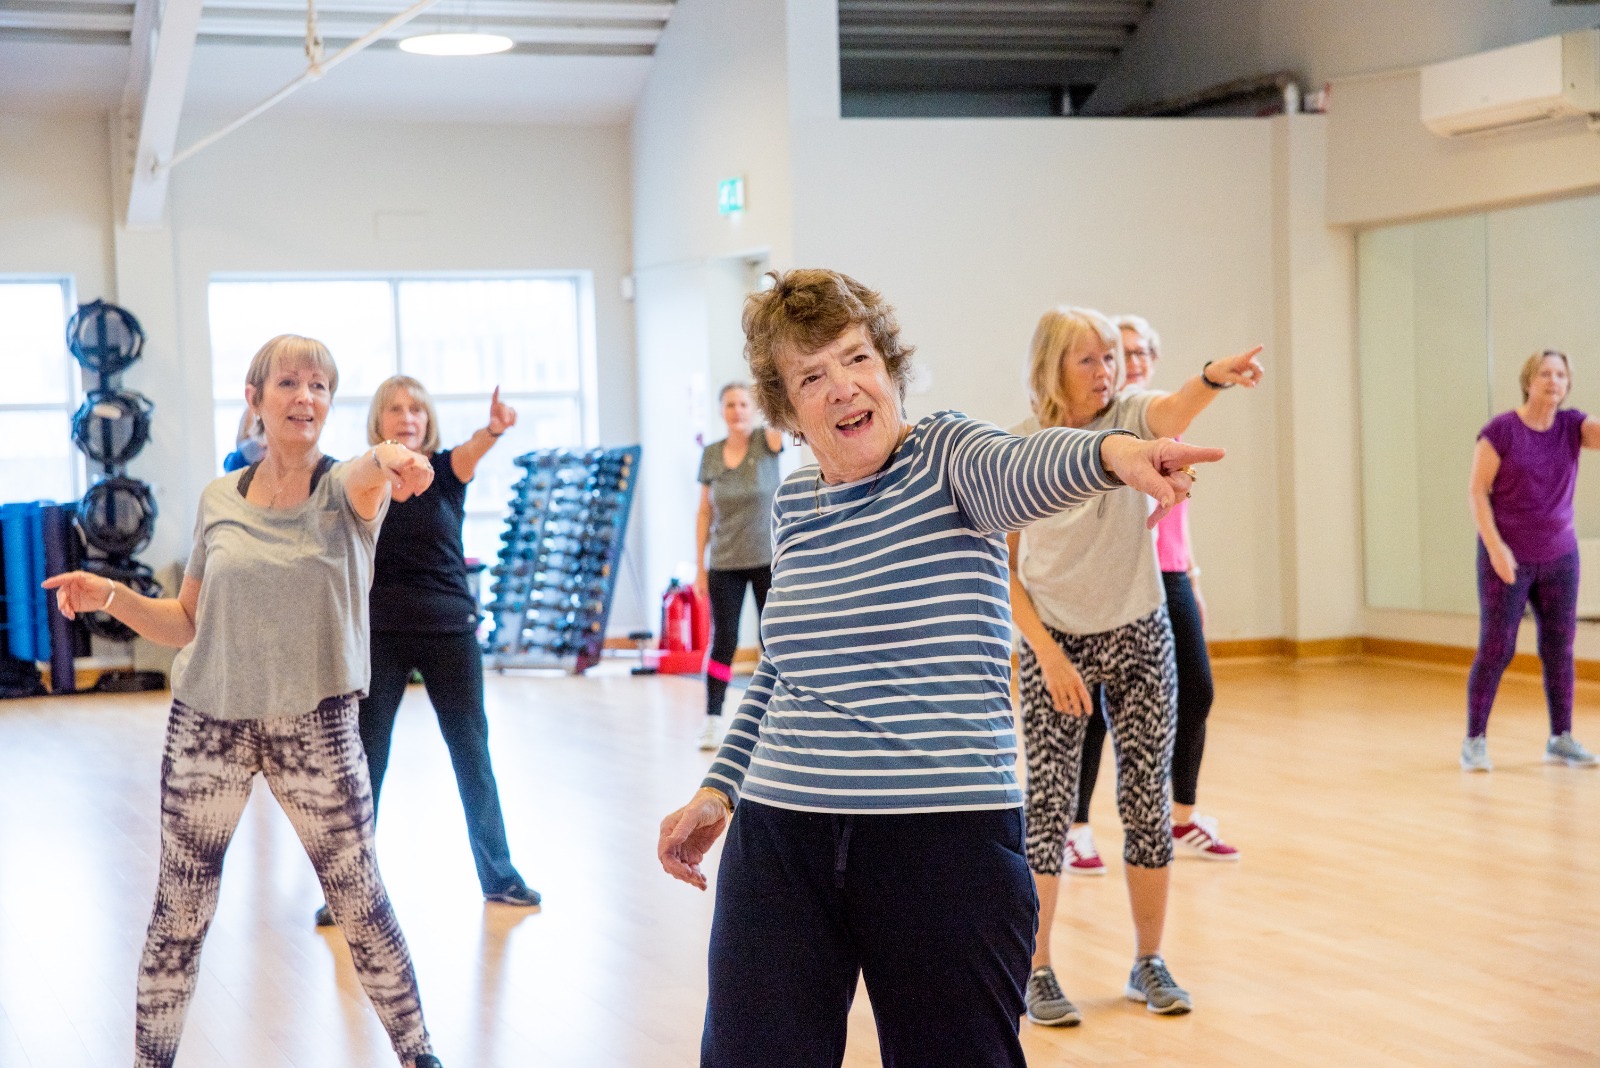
[792,431,804,446]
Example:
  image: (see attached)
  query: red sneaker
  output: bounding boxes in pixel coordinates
[1173,815,1240,861]
[1064,825,1106,876]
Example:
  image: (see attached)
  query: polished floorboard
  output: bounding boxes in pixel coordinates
[0,658,1595,1067]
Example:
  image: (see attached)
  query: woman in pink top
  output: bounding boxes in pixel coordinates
[1061,316,1240,877]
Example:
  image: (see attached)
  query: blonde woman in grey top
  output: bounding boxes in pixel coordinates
[1009,307,1262,1028]
[45,335,445,1068]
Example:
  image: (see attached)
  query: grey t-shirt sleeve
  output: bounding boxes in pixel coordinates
[698,443,718,485]
[184,493,211,580]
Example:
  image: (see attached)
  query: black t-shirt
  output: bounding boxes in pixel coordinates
[369,447,479,634]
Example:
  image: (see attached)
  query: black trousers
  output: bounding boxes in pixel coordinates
[704,801,1034,1068]
[706,566,772,717]
[1076,571,1215,821]
[360,628,523,895]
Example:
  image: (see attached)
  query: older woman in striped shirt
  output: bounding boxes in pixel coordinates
[656,269,1225,1068]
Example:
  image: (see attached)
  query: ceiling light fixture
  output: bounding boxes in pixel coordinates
[398,31,512,55]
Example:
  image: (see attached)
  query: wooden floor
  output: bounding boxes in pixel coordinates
[0,658,1596,1067]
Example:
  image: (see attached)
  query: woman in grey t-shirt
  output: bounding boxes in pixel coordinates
[1009,307,1262,1028]
[46,335,445,1068]
[693,382,783,749]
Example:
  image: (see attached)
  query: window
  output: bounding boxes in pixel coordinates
[207,274,596,572]
[0,279,83,505]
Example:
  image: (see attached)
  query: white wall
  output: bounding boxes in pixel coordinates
[1326,67,1600,228]
[0,114,114,297]
[784,115,1286,639]
[1271,116,1364,642]
[629,0,796,610]
[1086,0,1600,117]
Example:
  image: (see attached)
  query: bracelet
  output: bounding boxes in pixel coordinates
[102,577,117,611]
[372,440,401,470]
[1200,361,1233,390]
[700,787,734,817]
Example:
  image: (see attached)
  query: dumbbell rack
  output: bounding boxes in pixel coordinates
[484,446,639,674]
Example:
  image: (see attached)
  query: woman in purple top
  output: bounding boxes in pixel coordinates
[1464,349,1600,771]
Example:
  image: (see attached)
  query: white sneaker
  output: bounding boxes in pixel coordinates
[696,716,722,751]
[1063,825,1106,876]
[1545,732,1598,767]
[1461,735,1492,772]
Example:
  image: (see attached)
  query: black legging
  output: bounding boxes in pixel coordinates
[1075,571,1215,821]
[706,566,772,717]
[360,628,523,895]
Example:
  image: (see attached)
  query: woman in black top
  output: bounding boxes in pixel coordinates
[315,375,538,926]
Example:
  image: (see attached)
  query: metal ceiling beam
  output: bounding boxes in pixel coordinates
[839,0,1148,16]
[192,19,663,45]
[843,47,1115,62]
[124,0,204,228]
[840,55,1114,90]
[0,9,129,32]
[0,0,672,34]
[198,0,673,18]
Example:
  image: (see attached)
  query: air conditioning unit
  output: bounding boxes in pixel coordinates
[1420,29,1600,137]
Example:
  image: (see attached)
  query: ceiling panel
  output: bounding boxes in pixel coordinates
[0,0,668,122]
[840,0,1153,95]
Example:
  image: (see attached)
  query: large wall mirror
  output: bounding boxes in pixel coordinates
[1358,190,1600,614]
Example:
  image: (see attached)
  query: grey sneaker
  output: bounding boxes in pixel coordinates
[1545,732,1599,767]
[1461,735,1492,772]
[1125,954,1192,1015]
[1024,965,1082,1026]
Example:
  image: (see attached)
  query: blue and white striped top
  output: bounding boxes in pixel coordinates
[702,411,1126,815]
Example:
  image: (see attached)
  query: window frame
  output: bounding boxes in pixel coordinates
[205,270,600,571]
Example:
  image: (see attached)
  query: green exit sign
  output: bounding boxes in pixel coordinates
[717,176,746,215]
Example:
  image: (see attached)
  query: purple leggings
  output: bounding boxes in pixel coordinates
[1466,544,1578,738]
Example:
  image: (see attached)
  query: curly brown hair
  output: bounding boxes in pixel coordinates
[741,269,915,434]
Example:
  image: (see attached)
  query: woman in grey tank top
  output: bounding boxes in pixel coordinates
[45,335,446,1068]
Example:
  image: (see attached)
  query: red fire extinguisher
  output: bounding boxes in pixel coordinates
[661,578,695,651]
[656,578,710,675]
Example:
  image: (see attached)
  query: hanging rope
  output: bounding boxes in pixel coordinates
[305,0,325,72]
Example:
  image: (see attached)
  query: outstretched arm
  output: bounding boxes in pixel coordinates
[451,387,518,483]
[345,441,434,520]
[1144,346,1264,439]
[945,418,1220,534]
[42,572,202,648]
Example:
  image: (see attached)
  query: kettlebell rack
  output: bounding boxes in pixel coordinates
[65,301,166,668]
[484,445,639,674]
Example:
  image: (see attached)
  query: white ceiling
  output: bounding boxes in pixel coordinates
[0,0,667,124]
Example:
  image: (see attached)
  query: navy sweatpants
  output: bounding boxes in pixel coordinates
[704,800,1035,1068]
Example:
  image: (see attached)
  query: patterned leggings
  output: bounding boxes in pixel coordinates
[1019,608,1177,873]
[136,698,432,1068]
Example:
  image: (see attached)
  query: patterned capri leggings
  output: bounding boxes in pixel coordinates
[1019,607,1177,874]
[136,697,432,1068]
